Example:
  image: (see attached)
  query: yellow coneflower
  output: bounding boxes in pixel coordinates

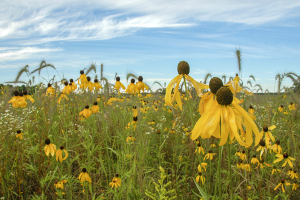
[62,81,72,95]
[191,87,260,147]
[256,139,269,159]
[94,79,102,91]
[44,138,56,156]
[278,105,284,112]
[274,179,290,193]
[57,91,69,104]
[78,70,87,85]
[79,105,92,119]
[165,61,209,111]
[243,164,251,172]
[56,146,68,162]
[255,159,272,169]
[292,183,299,191]
[199,163,207,172]
[271,167,282,175]
[136,76,149,93]
[247,185,251,190]
[18,92,27,108]
[251,155,259,165]
[273,153,295,168]
[204,150,216,161]
[114,77,126,92]
[132,106,138,117]
[91,102,100,113]
[126,136,135,143]
[69,79,77,91]
[126,79,138,94]
[196,172,206,185]
[210,143,216,148]
[290,170,299,179]
[23,90,34,103]
[237,161,244,169]
[109,174,121,188]
[8,90,20,108]
[46,84,55,96]
[81,76,94,91]
[248,105,255,114]
[16,130,23,139]
[225,74,253,97]
[78,168,92,183]
[54,180,67,189]
[272,140,282,154]
[235,150,241,157]
[239,150,247,161]
[288,102,296,111]
[259,125,276,147]
[194,143,205,154]
[125,116,138,131]
[148,120,155,125]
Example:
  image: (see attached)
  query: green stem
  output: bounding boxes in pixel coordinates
[227,142,232,200]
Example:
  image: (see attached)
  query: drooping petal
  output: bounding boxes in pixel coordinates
[219,107,229,146]
[165,75,182,106]
[227,106,247,147]
[232,101,260,146]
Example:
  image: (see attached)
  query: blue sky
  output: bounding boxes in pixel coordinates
[1,0,300,92]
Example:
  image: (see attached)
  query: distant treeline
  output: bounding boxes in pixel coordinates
[0,84,37,95]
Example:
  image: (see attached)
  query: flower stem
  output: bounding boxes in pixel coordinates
[227,142,232,199]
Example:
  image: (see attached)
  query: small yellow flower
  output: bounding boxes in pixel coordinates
[288,102,296,111]
[274,179,290,193]
[210,143,216,148]
[78,168,92,183]
[278,105,284,112]
[259,125,276,147]
[251,155,259,164]
[239,150,247,161]
[44,138,56,156]
[243,164,251,172]
[56,146,68,162]
[178,156,183,162]
[248,105,255,114]
[255,159,272,169]
[204,151,216,161]
[290,170,299,179]
[16,130,23,139]
[271,167,282,175]
[91,102,100,113]
[54,180,67,189]
[196,172,205,185]
[272,140,282,154]
[126,136,135,143]
[292,183,299,191]
[256,139,269,159]
[79,105,92,119]
[109,175,121,188]
[273,153,295,168]
[194,143,205,154]
[126,154,132,159]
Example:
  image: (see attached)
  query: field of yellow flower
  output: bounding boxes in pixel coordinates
[0,61,299,199]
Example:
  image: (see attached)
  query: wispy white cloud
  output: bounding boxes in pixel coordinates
[1,0,300,44]
[0,47,63,62]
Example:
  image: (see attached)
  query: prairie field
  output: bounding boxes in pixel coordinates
[0,68,300,200]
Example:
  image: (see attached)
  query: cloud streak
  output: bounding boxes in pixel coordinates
[0,47,63,62]
[1,0,300,44]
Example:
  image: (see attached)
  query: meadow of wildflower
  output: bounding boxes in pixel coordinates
[0,60,299,200]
